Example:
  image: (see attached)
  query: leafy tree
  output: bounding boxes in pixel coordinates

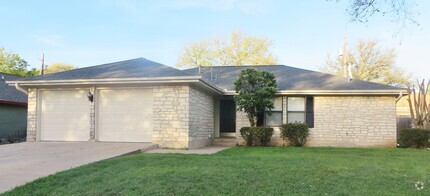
[234,69,277,127]
[320,40,411,87]
[44,62,77,74]
[0,47,34,77]
[177,30,277,67]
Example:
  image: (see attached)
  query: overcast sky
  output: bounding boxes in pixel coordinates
[1,0,429,78]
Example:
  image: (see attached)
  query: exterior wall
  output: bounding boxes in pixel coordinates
[188,86,214,149]
[89,87,96,140]
[235,97,287,146]
[0,104,27,140]
[235,110,249,138]
[152,85,190,148]
[235,95,397,147]
[26,85,215,149]
[309,96,397,147]
[26,88,37,141]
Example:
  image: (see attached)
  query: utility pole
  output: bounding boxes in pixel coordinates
[41,53,45,75]
[342,34,348,78]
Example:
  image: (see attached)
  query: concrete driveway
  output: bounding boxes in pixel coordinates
[0,142,155,193]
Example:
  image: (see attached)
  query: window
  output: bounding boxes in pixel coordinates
[264,97,283,127]
[287,97,305,123]
[287,97,314,128]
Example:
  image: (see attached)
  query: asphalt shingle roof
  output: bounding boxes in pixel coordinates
[14,57,403,92]
[183,65,403,91]
[21,58,190,81]
[0,72,27,103]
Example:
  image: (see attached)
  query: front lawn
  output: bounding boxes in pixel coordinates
[4,147,430,195]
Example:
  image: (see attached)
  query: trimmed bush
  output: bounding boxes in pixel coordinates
[280,122,310,147]
[398,128,430,148]
[240,127,274,146]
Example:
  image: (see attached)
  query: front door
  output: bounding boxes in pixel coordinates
[220,100,236,135]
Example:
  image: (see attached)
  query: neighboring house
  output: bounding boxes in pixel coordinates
[0,72,28,141]
[7,58,406,149]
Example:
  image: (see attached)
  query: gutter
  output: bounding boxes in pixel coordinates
[224,89,408,96]
[15,83,28,95]
[7,76,224,95]
[395,91,406,103]
[6,76,203,85]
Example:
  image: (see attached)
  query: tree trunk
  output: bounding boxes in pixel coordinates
[247,114,256,127]
[407,79,430,129]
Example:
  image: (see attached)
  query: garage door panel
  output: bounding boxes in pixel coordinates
[40,90,90,141]
[97,89,153,142]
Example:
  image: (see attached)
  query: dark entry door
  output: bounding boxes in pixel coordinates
[220,100,236,133]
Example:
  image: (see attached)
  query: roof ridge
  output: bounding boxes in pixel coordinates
[0,72,26,77]
[23,57,151,79]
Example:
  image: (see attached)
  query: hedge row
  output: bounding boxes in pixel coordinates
[398,128,430,148]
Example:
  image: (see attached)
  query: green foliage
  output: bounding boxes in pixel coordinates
[398,128,430,148]
[320,40,411,87]
[45,62,77,74]
[234,69,277,126]
[176,30,277,67]
[0,47,35,77]
[280,122,310,147]
[240,127,274,146]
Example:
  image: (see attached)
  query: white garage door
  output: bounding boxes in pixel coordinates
[40,90,90,141]
[97,89,153,142]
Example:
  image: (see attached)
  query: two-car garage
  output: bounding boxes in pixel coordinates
[38,88,153,142]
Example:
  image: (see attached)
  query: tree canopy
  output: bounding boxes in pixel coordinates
[44,62,77,74]
[176,30,277,68]
[320,40,411,87]
[342,0,419,28]
[234,69,278,127]
[0,47,36,77]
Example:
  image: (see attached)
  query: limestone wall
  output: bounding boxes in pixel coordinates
[152,85,190,148]
[26,88,37,142]
[188,86,214,149]
[235,96,397,147]
[309,96,397,147]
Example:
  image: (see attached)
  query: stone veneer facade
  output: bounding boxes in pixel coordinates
[189,87,215,149]
[26,85,214,149]
[26,88,37,142]
[236,96,397,147]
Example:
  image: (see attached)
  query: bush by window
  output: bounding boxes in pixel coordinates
[280,122,310,147]
[240,127,274,146]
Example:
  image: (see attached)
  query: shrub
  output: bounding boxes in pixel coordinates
[398,128,430,148]
[280,122,310,147]
[240,127,274,146]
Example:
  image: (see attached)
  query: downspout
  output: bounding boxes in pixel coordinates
[15,83,28,95]
[395,91,403,103]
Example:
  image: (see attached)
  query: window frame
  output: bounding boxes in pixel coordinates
[287,96,306,124]
[263,97,283,127]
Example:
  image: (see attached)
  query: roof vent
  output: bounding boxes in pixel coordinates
[1,75,4,81]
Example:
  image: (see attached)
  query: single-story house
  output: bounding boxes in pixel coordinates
[0,72,28,141]
[7,58,406,148]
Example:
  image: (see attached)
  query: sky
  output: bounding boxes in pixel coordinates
[0,0,429,78]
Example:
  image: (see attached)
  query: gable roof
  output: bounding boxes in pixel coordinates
[183,65,404,93]
[8,58,405,95]
[22,58,191,81]
[0,72,27,104]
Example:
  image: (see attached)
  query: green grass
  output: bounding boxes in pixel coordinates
[4,147,430,195]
